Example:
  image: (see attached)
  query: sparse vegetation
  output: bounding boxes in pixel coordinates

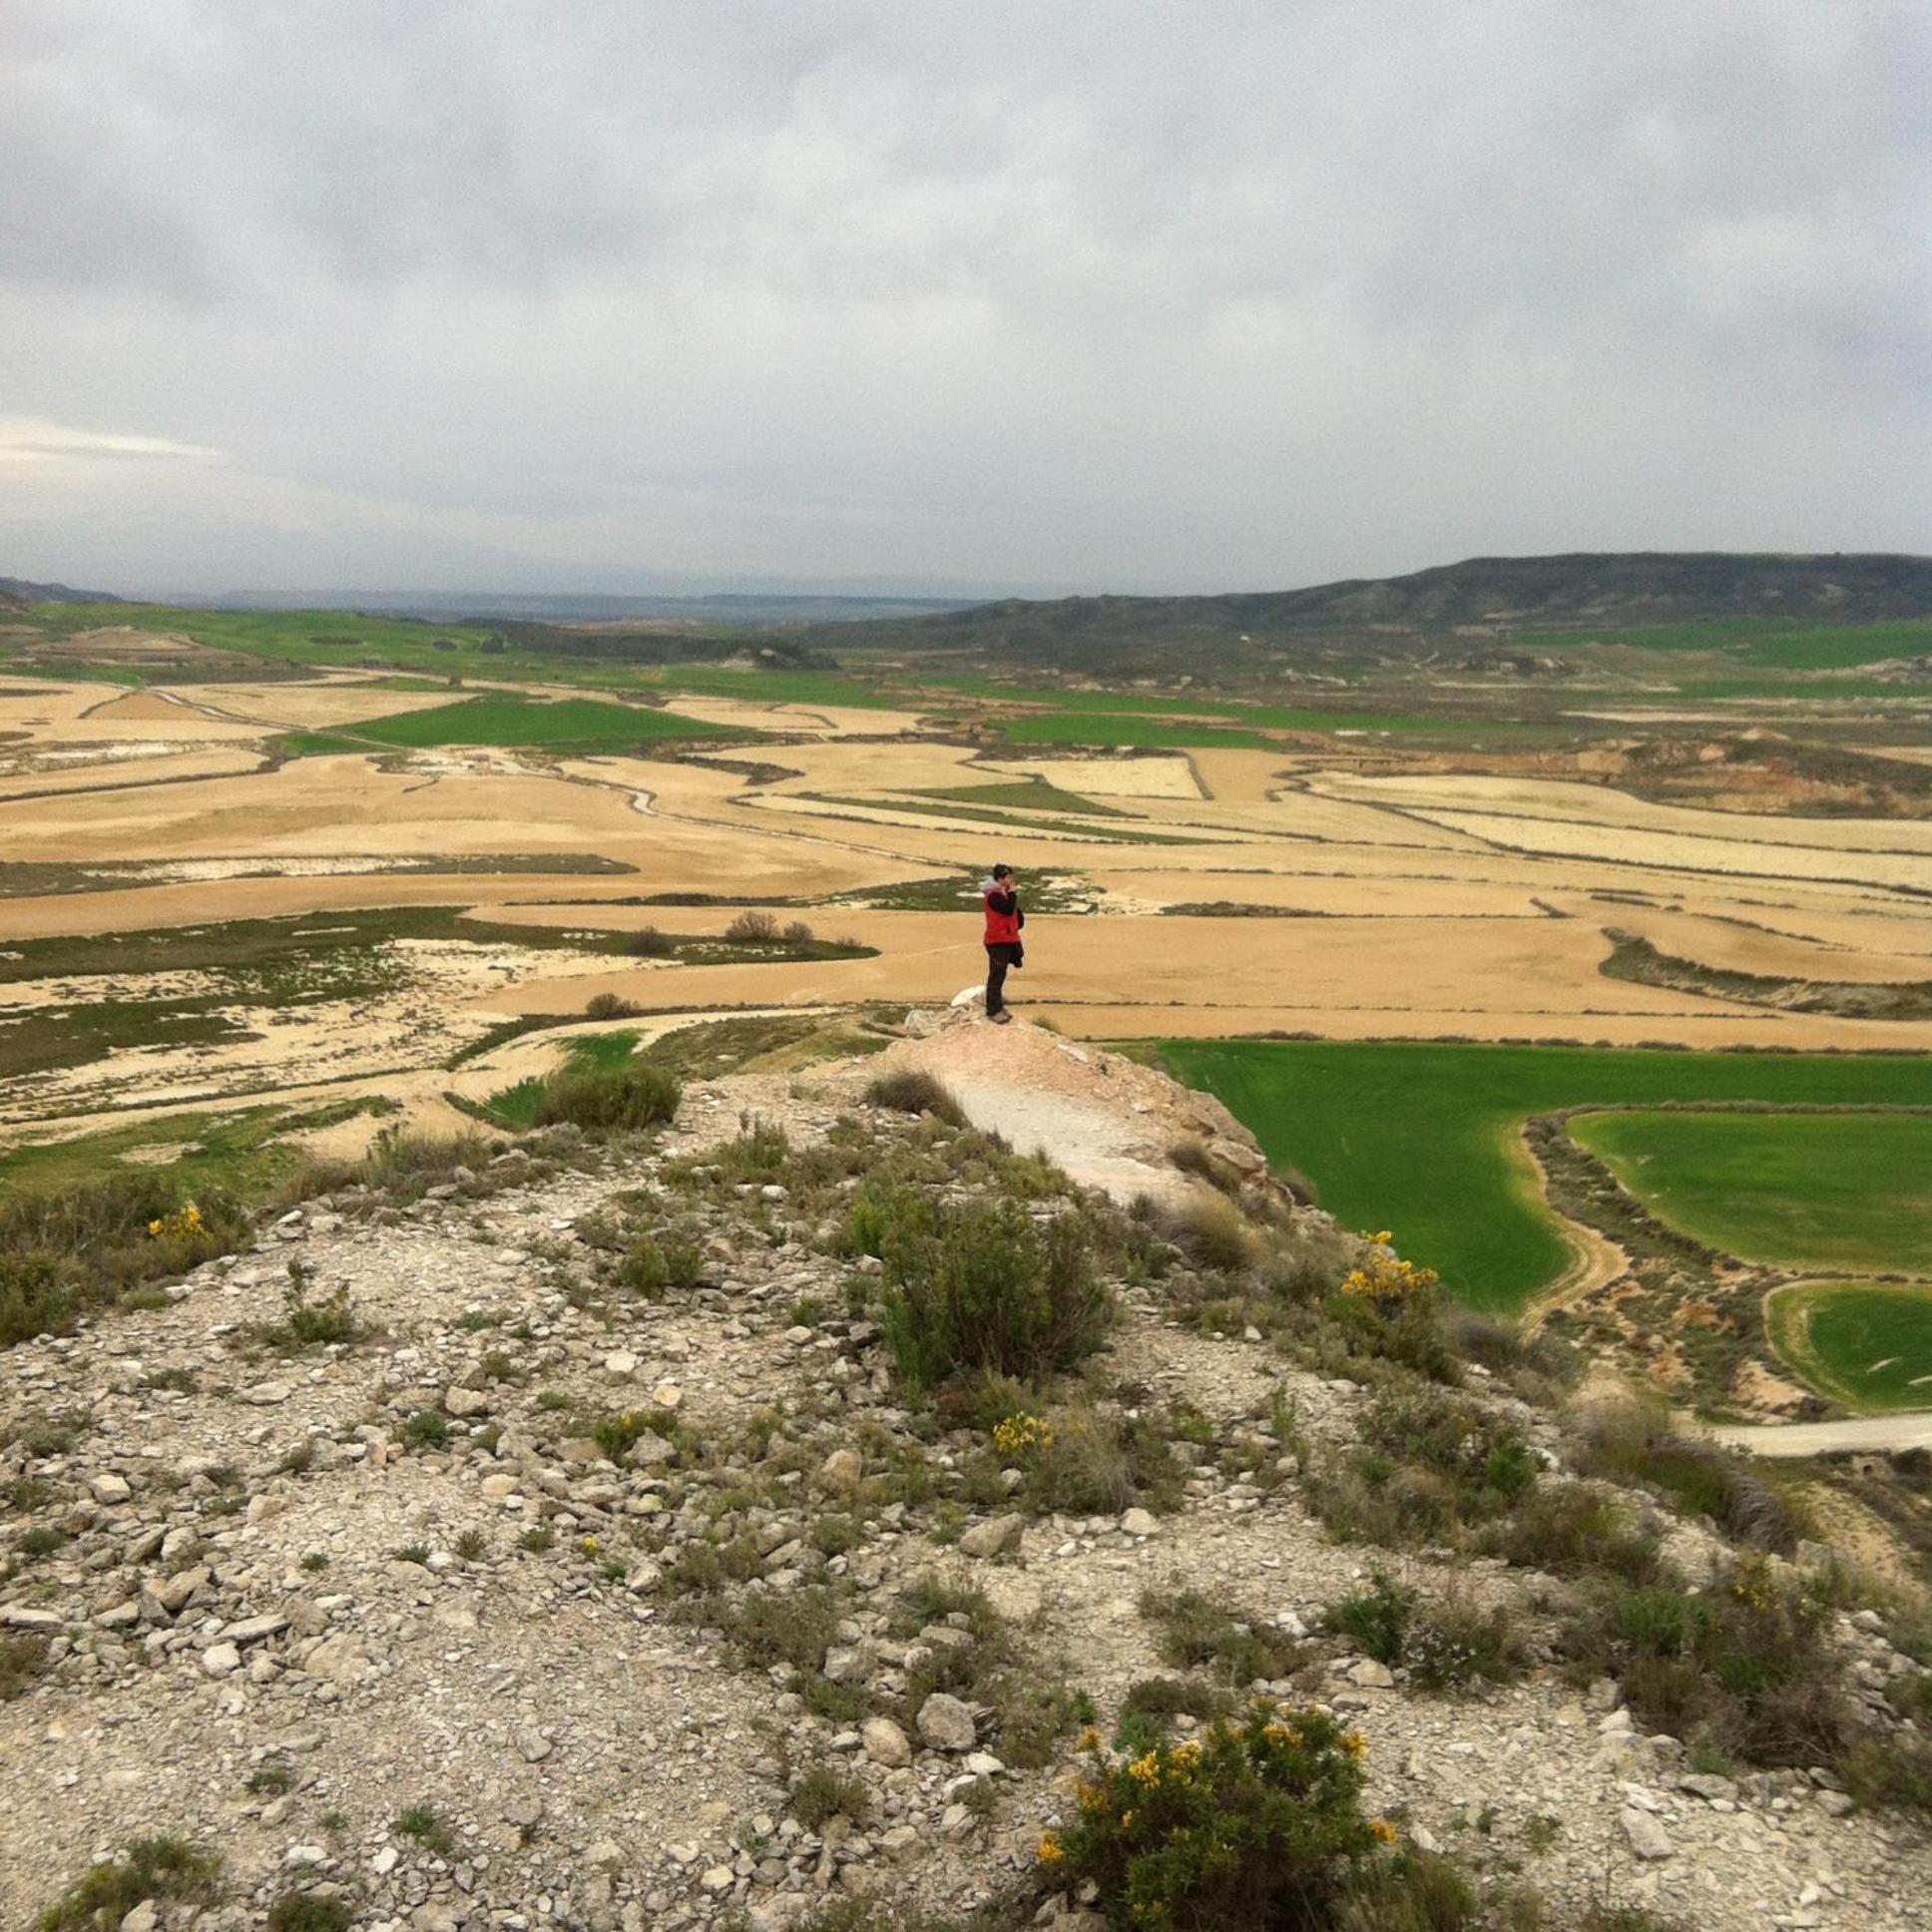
[392,1805,459,1857]
[865,1069,968,1126]
[36,1837,221,1931]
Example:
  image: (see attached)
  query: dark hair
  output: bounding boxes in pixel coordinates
[991,862,1013,879]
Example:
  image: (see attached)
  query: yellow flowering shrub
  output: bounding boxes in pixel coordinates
[992,1413,1055,1460]
[147,1203,206,1241]
[1047,1703,1381,1932]
[1338,1230,1439,1310]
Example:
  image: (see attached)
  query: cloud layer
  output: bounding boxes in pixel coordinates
[2,1,1926,595]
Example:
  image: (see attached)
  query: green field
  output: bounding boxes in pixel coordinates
[287,694,738,754]
[1766,1281,1932,1411]
[1157,1040,1932,1313]
[1000,714,1283,751]
[1569,1109,1932,1275]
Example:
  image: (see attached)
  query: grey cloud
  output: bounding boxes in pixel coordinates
[0,0,1925,594]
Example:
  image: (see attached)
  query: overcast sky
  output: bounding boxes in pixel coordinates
[2,1,1926,599]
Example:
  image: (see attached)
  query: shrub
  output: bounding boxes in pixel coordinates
[1361,1386,1538,1508]
[1480,1481,1668,1585]
[1324,1571,1525,1698]
[724,909,780,942]
[1170,1139,1239,1196]
[782,919,815,944]
[624,925,676,957]
[1569,1402,1798,1553]
[0,1252,71,1349]
[1310,1385,1539,1550]
[392,1805,457,1857]
[1163,1195,1254,1272]
[879,1200,1111,1397]
[403,1410,449,1450]
[1327,1573,1413,1667]
[1562,1555,1857,1767]
[36,1837,222,1931]
[257,1276,361,1351]
[789,1763,872,1830]
[0,1174,247,1349]
[585,991,646,1019]
[0,1633,50,1701]
[1335,1851,1485,1931]
[533,1062,681,1134]
[1115,1676,1233,1752]
[618,1235,669,1295]
[1024,1404,1182,1517]
[266,1895,354,1932]
[1048,1705,1382,1932]
[731,1586,840,1673]
[1141,1590,1303,1686]
[865,1069,968,1127]
[845,1177,926,1258]
[1402,1594,1528,1692]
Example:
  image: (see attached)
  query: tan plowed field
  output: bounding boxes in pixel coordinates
[5,676,1932,1147]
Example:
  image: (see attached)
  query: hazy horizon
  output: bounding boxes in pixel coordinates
[4,2,1927,597]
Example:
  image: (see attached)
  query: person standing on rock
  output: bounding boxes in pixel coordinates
[981,862,1024,1024]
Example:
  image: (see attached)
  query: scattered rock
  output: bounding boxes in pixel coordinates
[915,1692,977,1752]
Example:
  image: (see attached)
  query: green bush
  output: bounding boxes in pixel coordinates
[789,1763,873,1830]
[266,1893,354,1932]
[0,1252,70,1349]
[1326,1575,1524,1694]
[878,1199,1110,1396]
[533,1061,681,1133]
[1562,1555,1856,1767]
[1328,1573,1412,1667]
[618,1235,670,1294]
[1309,1384,1540,1549]
[1114,1676,1233,1753]
[37,1837,222,1931]
[1335,1851,1485,1931]
[1047,1704,1382,1932]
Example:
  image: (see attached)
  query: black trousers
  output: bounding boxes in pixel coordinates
[984,943,1022,1014]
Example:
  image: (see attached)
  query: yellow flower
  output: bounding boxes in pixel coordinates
[1120,1809,1135,1829]
[1169,1739,1202,1773]
[1340,1730,1366,1760]
[1036,1832,1064,1866]
[580,1535,599,1555]
[1077,1726,1104,1754]
[148,1218,165,1237]
[1127,1750,1162,1786]
[1369,1817,1398,1846]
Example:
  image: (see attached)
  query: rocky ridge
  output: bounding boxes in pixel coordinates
[0,1026,1927,1932]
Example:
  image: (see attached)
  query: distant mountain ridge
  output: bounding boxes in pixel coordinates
[845,552,1932,668]
[0,576,122,609]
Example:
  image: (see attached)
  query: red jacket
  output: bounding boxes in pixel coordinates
[982,885,1023,946]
